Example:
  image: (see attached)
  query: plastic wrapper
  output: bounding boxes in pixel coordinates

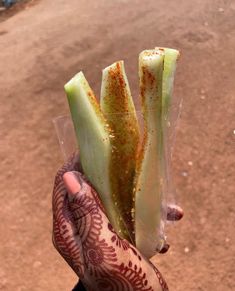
[53,97,182,258]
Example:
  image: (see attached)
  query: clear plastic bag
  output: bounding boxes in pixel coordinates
[53,98,182,257]
[53,115,78,161]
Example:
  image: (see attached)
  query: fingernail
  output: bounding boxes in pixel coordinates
[63,171,81,196]
[159,243,170,254]
[167,205,184,221]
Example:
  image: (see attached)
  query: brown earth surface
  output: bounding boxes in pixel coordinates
[0,0,234,290]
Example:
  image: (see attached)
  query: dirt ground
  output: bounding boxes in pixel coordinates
[0,0,234,290]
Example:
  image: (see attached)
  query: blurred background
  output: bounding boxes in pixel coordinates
[0,0,234,290]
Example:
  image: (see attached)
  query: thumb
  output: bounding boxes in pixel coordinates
[63,171,82,197]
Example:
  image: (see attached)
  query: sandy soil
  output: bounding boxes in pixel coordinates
[0,0,234,290]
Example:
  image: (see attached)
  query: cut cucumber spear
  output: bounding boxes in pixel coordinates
[100,61,140,242]
[64,72,125,237]
[135,49,165,258]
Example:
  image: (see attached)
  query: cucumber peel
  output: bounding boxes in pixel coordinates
[100,61,140,241]
[157,47,180,123]
[159,47,180,201]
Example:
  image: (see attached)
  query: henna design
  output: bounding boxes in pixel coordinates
[53,162,168,291]
[84,239,117,278]
[117,261,153,291]
[129,246,143,261]
[52,162,84,277]
[68,182,118,278]
[94,261,154,291]
[108,222,130,250]
[152,264,169,291]
[108,222,142,262]
[69,185,102,244]
[91,187,106,213]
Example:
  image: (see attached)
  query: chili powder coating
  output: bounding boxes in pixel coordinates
[101,61,140,242]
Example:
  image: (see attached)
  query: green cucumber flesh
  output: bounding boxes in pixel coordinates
[65,72,124,236]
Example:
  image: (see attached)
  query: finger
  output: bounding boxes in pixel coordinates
[63,171,81,195]
[156,204,183,254]
[52,169,84,276]
[155,235,170,254]
[53,154,81,214]
[53,214,84,276]
[167,204,184,221]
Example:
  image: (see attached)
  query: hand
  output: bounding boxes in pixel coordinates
[52,157,183,291]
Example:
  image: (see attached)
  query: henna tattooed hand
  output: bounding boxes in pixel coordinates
[52,158,183,291]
